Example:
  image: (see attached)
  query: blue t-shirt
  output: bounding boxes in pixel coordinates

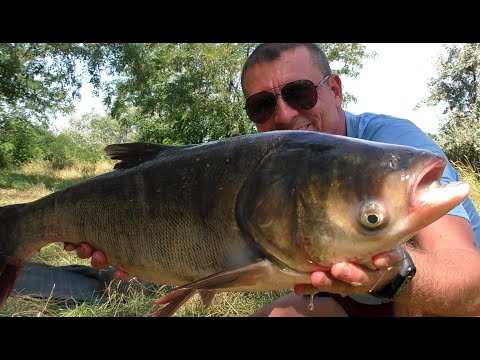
[344,111,480,306]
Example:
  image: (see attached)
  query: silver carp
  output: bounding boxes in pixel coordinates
[0,130,470,316]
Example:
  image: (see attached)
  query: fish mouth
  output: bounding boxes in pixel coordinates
[409,154,470,215]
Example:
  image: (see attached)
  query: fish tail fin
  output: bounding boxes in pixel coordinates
[0,262,22,308]
[0,204,27,308]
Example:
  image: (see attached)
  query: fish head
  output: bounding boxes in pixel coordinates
[296,137,470,269]
[237,132,470,273]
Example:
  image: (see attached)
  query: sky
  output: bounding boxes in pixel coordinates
[343,43,448,134]
[54,43,449,135]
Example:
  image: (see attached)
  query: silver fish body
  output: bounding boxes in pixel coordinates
[0,130,470,311]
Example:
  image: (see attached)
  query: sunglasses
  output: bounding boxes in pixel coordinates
[244,74,332,124]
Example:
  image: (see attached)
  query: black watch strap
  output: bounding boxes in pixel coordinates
[369,248,416,301]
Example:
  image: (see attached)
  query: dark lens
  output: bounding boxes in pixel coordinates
[281,80,318,110]
[245,92,277,124]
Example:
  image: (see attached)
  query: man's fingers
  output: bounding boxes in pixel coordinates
[306,264,387,297]
[63,242,76,252]
[91,250,108,269]
[372,248,404,269]
[75,242,95,259]
[296,251,406,298]
[330,262,370,286]
[115,269,130,281]
[311,271,330,287]
[64,242,127,279]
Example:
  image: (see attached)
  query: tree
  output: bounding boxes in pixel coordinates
[0,43,375,148]
[422,43,480,165]
[434,111,480,165]
[64,110,136,149]
[0,43,127,166]
[0,43,116,124]
[0,111,44,167]
[422,43,480,115]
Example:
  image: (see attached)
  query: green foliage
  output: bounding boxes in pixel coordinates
[0,106,133,169]
[34,110,136,169]
[105,43,257,144]
[0,112,115,169]
[422,43,480,166]
[42,133,98,169]
[434,111,480,166]
[0,112,44,167]
[1,43,374,147]
[0,43,114,124]
[1,43,375,155]
[63,110,136,149]
[422,43,480,115]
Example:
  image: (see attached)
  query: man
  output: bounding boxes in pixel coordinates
[67,43,480,316]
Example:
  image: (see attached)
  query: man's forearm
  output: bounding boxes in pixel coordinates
[395,248,480,316]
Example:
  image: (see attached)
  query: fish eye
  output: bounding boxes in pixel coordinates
[359,202,386,229]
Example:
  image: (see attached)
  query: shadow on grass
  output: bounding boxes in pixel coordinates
[0,172,86,192]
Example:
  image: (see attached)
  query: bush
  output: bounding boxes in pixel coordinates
[42,133,104,169]
[0,115,44,168]
[1,111,112,170]
[435,112,480,167]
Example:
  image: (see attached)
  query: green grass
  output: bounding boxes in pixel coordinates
[454,160,480,209]
[1,160,478,317]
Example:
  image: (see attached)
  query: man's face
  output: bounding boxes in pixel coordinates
[243,46,345,135]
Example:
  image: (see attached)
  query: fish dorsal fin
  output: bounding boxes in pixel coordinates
[104,142,175,170]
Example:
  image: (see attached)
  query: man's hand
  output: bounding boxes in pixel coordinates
[64,242,130,280]
[294,249,405,297]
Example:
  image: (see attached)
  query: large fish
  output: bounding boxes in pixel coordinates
[0,131,470,316]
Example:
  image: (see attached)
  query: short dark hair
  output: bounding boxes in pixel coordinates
[241,43,332,95]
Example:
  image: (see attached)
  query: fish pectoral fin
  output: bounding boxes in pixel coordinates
[178,260,272,291]
[151,261,272,317]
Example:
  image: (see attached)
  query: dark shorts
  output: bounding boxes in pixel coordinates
[316,292,395,317]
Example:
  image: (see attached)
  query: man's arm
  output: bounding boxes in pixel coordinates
[394,214,480,316]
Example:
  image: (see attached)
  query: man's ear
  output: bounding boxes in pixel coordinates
[330,74,343,105]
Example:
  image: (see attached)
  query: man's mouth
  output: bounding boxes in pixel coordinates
[296,124,310,131]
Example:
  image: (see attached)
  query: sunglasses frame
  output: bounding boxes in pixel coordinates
[245,74,332,124]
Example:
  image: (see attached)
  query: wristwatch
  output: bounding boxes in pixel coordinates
[368,248,416,301]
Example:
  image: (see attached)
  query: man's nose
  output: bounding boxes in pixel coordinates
[273,96,299,129]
